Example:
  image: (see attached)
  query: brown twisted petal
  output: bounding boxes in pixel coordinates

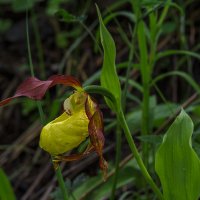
[86,96,108,180]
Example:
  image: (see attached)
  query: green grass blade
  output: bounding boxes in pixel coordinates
[0,168,16,200]
[96,5,121,111]
[151,70,200,95]
[155,110,200,200]
[156,50,200,61]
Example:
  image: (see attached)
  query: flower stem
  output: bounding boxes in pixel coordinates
[117,108,163,200]
[55,166,69,200]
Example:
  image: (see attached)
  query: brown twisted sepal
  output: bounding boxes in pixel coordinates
[86,96,108,181]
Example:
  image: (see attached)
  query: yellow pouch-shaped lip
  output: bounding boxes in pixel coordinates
[39,92,89,155]
[40,111,89,155]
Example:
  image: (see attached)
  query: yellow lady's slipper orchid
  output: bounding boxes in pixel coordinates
[0,75,108,178]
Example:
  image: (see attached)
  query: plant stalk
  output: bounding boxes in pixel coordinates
[131,0,151,166]
[55,166,69,200]
[141,83,150,165]
[117,108,163,200]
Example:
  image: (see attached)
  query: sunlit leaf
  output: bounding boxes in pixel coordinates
[96,5,121,111]
[155,110,200,200]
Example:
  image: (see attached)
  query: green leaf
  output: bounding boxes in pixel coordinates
[156,50,200,61]
[55,9,76,22]
[67,161,135,200]
[46,0,66,16]
[96,5,121,111]
[0,168,16,200]
[55,9,86,23]
[155,110,200,200]
[87,166,135,200]
[151,71,200,95]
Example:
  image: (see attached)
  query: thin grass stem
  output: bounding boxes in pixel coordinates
[55,167,69,200]
[26,7,69,200]
[31,9,46,79]
[117,108,163,200]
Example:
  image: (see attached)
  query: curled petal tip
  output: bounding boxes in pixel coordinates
[100,157,108,181]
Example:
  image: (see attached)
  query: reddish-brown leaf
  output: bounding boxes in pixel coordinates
[0,75,81,106]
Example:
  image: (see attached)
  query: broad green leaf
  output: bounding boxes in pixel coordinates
[68,162,135,200]
[96,5,121,111]
[0,168,16,200]
[155,110,200,200]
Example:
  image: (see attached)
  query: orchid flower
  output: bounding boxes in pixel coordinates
[0,75,108,178]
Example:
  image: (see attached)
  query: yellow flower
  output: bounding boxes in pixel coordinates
[39,88,108,178]
[39,91,89,155]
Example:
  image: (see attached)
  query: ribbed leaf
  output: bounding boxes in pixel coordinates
[0,168,16,200]
[96,6,121,111]
[155,110,200,200]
